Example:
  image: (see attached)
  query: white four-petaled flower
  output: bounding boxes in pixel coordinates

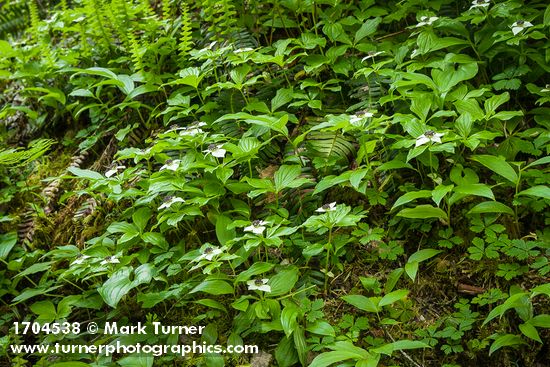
[350,110,374,126]
[244,220,268,235]
[415,130,444,147]
[415,16,438,27]
[179,122,207,136]
[160,159,181,171]
[105,165,126,178]
[511,20,533,35]
[247,278,271,292]
[71,255,90,266]
[203,144,226,158]
[469,0,490,10]
[100,256,120,265]
[158,196,185,210]
[195,245,224,262]
[316,202,337,212]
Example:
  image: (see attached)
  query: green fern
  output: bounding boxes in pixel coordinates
[201,0,237,43]
[137,0,156,19]
[107,0,131,49]
[82,0,113,51]
[0,0,30,38]
[161,0,172,19]
[27,0,40,43]
[128,32,144,73]
[0,139,55,166]
[178,2,193,65]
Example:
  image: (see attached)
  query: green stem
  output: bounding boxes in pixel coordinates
[324,227,333,294]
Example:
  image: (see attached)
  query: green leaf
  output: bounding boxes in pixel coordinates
[453,183,494,200]
[432,184,454,206]
[468,201,514,215]
[525,156,550,169]
[269,267,299,296]
[489,334,526,356]
[132,207,152,232]
[215,214,235,246]
[391,190,432,210]
[531,284,550,298]
[384,268,404,293]
[484,92,509,116]
[432,62,478,93]
[309,342,370,367]
[190,280,234,295]
[275,336,299,367]
[98,267,134,308]
[235,262,274,283]
[355,17,382,43]
[30,300,57,322]
[372,340,429,355]
[379,289,409,307]
[342,295,379,313]
[471,155,518,184]
[529,314,550,328]
[175,67,204,89]
[517,185,550,200]
[293,326,308,366]
[0,232,17,259]
[519,322,542,343]
[274,165,310,192]
[397,205,448,221]
[271,88,294,112]
[281,304,299,337]
[405,249,442,281]
[306,321,335,336]
[67,167,104,180]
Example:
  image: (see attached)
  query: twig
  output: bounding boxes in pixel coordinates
[383,327,425,367]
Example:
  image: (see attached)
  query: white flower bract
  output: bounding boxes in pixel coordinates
[203,144,226,158]
[160,159,181,171]
[100,256,120,265]
[362,51,384,61]
[350,110,374,126]
[316,202,337,212]
[247,278,271,292]
[71,255,90,266]
[244,220,268,235]
[194,245,224,262]
[415,16,438,27]
[105,165,126,178]
[415,130,444,147]
[469,0,490,10]
[511,20,533,35]
[180,122,207,136]
[158,196,185,210]
[234,47,254,54]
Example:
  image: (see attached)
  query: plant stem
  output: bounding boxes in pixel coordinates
[324,227,333,294]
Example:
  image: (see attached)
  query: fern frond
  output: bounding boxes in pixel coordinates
[161,0,172,19]
[178,2,193,66]
[27,0,40,43]
[128,32,144,73]
[0,0,30,38]
[0,139,55,166]
[107,0,131,49]
[82,0,112,51]
[136,0,156,19]
[201,0,238,43]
